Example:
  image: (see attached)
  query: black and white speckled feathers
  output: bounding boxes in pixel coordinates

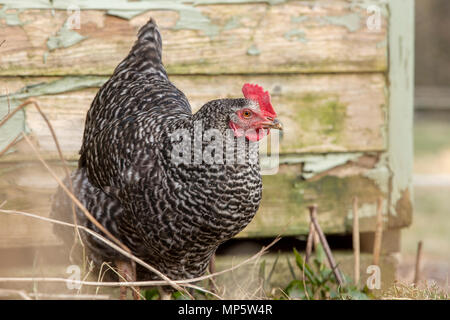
[51,18,264,281]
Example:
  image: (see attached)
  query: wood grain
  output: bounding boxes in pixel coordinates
[0,73,387,161]
[0,153,390,247]
[0,2,387,76]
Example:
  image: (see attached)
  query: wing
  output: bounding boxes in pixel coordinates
[79,18,191,170]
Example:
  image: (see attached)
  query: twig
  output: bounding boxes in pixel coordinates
[0,208,280,289]
[21,133,126,250]
[308,205,345,286]
[0,98,82,251]
[352,197,360,286]
[0,98,279,299]
[0,203,189,297]
[28,293,110,300]
[9,100,188,295]
[413,241,423,285]
[0,133,21,158]
[305,221,315,264]
[0,288,32,300]
[372,197,384,266]
[302,254,310,300]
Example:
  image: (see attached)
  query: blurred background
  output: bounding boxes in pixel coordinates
[400,0,450,287]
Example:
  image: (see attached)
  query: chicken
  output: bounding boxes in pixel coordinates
[51,18,281,297]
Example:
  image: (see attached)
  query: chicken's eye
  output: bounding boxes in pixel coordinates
[242,110,252,118]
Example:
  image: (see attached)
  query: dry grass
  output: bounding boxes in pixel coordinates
[0,98,283,300]
[380,281,449,300]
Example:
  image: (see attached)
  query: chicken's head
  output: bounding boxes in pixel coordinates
[228,83,282,142]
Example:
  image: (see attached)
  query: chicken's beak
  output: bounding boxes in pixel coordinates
[262,118,283,130]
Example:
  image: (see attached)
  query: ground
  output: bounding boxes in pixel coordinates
[398,113,450,289]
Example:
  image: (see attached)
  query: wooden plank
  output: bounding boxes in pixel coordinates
[0,161,69,248]
[0,73,387,161]
[240,153,390,237]
[0,1,387,75]
[0,152,390,247]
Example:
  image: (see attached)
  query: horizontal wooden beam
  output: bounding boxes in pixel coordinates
[0,152,397,247]
[0,1,387,75]
[0,73,387,160]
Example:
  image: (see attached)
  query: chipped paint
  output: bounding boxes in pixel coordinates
[173,6,220,38]
[0,0,285,38]
[291,16,308,24]
[349,0,389,17]
[4,77,107,101]
[106,10,144,20]
[273,153,362,180]
[0,76,107,153]
[284,29,307,43]
[363,154,389,194]
[47,20,87,51]
[300,153,362,179]
[0,6,24,26]
[320,13,361,32]
[0,99,26,154]
[246,44,260,56]
[346,201,388,220]
[223,16,241,31]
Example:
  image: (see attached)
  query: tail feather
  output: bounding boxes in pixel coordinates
[115,18,167,79]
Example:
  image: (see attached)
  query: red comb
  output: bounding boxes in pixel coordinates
[242,83,277,118]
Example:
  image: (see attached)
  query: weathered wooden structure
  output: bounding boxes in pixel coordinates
[0,1,414,288]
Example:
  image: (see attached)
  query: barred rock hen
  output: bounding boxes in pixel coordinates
[51,18,281,298]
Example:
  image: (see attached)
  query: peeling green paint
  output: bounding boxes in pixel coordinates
[0,76,107,153]
[4,77,107,101]
[253,166,385,236]
[363,154,389,194]
[349,0,389,17]
[223,16,241,31]
[284,29,307,43]
[273,153,362,180]
[1,0,284,38]
[0,6,24,26]
[173,6,220,38]
[0,99,26,154]
[320,13,361,32]
[345,201,388,222]
[47,20,87,51]
[246,44,260,56]
[291,16,308,24]
[106,10,144,20]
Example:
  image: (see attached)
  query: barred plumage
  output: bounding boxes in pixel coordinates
[51,18,280,284]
